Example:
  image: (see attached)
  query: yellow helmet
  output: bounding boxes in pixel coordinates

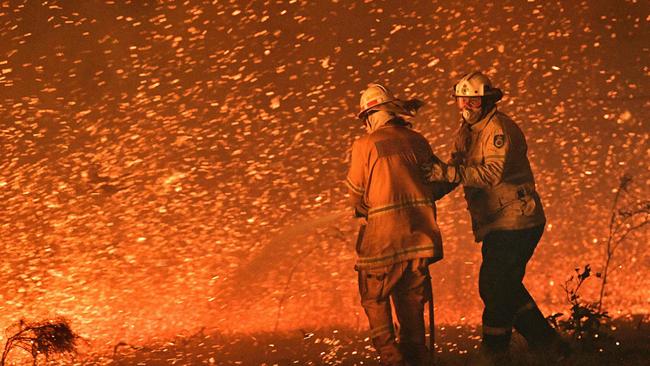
[452,72,503,99]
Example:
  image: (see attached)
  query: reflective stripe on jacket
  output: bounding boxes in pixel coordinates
[346,120,454,269]
[452,108,546,242]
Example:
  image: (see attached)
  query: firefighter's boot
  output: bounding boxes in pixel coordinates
[474,333,512,366]
[513,304,557,349]
[514,304,572,362]
[378,344,407,366]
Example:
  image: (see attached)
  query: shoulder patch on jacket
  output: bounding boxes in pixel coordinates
[493,134,505,148]
[375,139,404,157]
[375,138,428,158]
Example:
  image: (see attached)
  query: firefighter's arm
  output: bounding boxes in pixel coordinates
[345,140,368,218]
[347,185,369,218]
[449,127,509,188]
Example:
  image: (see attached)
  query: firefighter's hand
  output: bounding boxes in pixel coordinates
[421,159,446,182]
[449,151,466,165]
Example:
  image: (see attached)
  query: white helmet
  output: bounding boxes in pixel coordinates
[358,83,396,118]
[452,72,503,100]
[358,83,416,119]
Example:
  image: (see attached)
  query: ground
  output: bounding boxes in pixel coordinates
[89,319,648,365]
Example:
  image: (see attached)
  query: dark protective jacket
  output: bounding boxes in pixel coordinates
[346,120,454,269]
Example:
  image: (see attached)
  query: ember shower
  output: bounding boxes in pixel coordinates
[0,0,647,350]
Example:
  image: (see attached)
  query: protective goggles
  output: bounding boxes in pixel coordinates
[456,96,482,109]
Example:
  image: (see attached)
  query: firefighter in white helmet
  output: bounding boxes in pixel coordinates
[421,72,569,364]
[347,83,454,366]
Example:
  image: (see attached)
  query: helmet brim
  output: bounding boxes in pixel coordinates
[357,100,415,119]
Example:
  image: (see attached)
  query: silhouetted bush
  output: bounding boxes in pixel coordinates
[1,318,79,366]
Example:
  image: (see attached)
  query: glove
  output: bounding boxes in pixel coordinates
[449,151,466,165]
[421,159,445,182]
[421,155,461,183]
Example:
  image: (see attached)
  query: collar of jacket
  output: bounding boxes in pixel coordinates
[386,117,411,127]
[466,106,498,133]
[376,117,411,130]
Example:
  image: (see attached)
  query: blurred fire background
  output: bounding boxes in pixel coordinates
[0,0,647,353]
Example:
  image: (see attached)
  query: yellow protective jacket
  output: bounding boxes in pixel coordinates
[449,107,546,242]
[346,120,454,269]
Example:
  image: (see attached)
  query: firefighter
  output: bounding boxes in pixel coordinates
[346,84,454,366]
[421,72,569,363]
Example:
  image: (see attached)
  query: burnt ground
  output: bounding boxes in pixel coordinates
[84,319,649,366]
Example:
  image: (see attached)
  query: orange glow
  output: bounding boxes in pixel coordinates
[0,1,647,362]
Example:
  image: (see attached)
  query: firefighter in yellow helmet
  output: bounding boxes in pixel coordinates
[346,83,454,366]
[422,72,569,364]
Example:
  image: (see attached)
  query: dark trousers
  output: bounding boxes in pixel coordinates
[479,224,557,352]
